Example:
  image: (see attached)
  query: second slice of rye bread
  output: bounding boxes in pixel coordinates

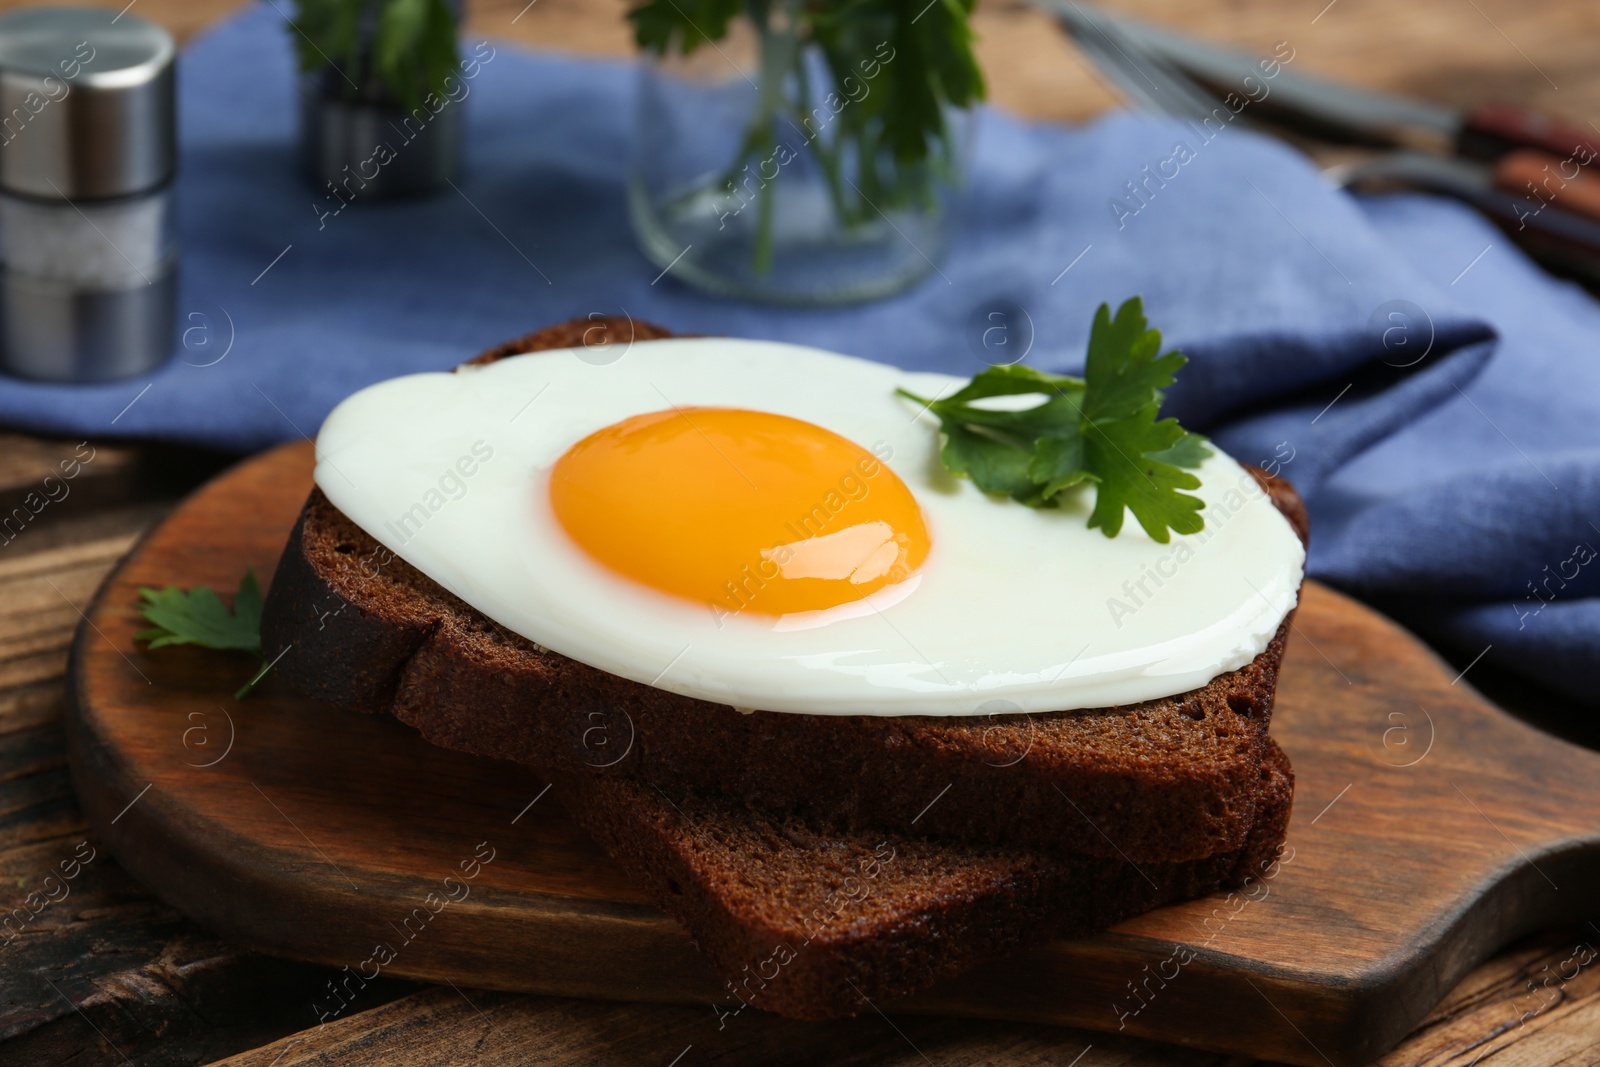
[547,739,1292,1019]
[261,318,1308,863]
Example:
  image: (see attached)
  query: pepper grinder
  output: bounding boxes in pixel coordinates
[0,7,177,383]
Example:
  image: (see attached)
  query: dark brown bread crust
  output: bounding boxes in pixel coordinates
[551,740,1293,1020]
[393,598,1288,862]
[261,319,1305,862]
[265,488,1292,862]
[460,315,678,367]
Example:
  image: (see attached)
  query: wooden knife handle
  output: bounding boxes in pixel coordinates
[1492,149,1600,224]
[1459,102,1600,163]
[1472,184,1600,266]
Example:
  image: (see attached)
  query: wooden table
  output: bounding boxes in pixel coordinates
[3,0,1598,1063]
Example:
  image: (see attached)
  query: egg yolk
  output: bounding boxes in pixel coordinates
[549,408,930,618]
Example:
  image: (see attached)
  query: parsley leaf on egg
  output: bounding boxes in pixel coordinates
[896,297,1211,543]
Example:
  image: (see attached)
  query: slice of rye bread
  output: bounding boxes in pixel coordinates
[261,316,1309,863]
[546,738,1293,1020]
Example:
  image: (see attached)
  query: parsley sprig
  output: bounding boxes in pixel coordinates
[137,570,272,699]
[291,0,459,112]
[629,0,985,272]
[898,297,1211,543]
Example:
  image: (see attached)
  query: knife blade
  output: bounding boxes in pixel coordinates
[1035,0,1600,163]
[1036,0,1600,274]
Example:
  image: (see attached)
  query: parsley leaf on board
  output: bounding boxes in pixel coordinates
[897,297,1211,543]
[136,570,271,698]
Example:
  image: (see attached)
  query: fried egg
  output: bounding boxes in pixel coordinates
[313,338,1304,716]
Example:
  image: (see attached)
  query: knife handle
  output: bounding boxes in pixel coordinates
[1458,103,1600,164]
[1491,149,1600,224]
[1356,148,1600,267]
[1470,183,1600,266]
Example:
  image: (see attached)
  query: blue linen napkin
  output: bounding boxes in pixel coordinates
[2,3,1593,702]
[1312,194,1600,702]
[0,3,1491,475]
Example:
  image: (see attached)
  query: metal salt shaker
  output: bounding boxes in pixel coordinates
[0,7,177,382]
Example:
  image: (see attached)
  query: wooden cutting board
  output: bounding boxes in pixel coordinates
[65,441,1600,1067]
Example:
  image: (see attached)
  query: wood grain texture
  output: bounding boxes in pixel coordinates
[8,0,1600,133]
[4,0,1600,1063]
[206,986,1148,1067]
[0,505,425,1067]
[204,925,1600,1067]
[470,0,1600,132]
[63,441,1600,1067]
[5,540,1596,1067]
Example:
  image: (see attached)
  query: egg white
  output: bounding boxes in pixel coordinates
[313,338,1304,716]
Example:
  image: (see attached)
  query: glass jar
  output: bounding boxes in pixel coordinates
[299,67,463,201]
[296,0,463,201]
[628,9,974,305]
